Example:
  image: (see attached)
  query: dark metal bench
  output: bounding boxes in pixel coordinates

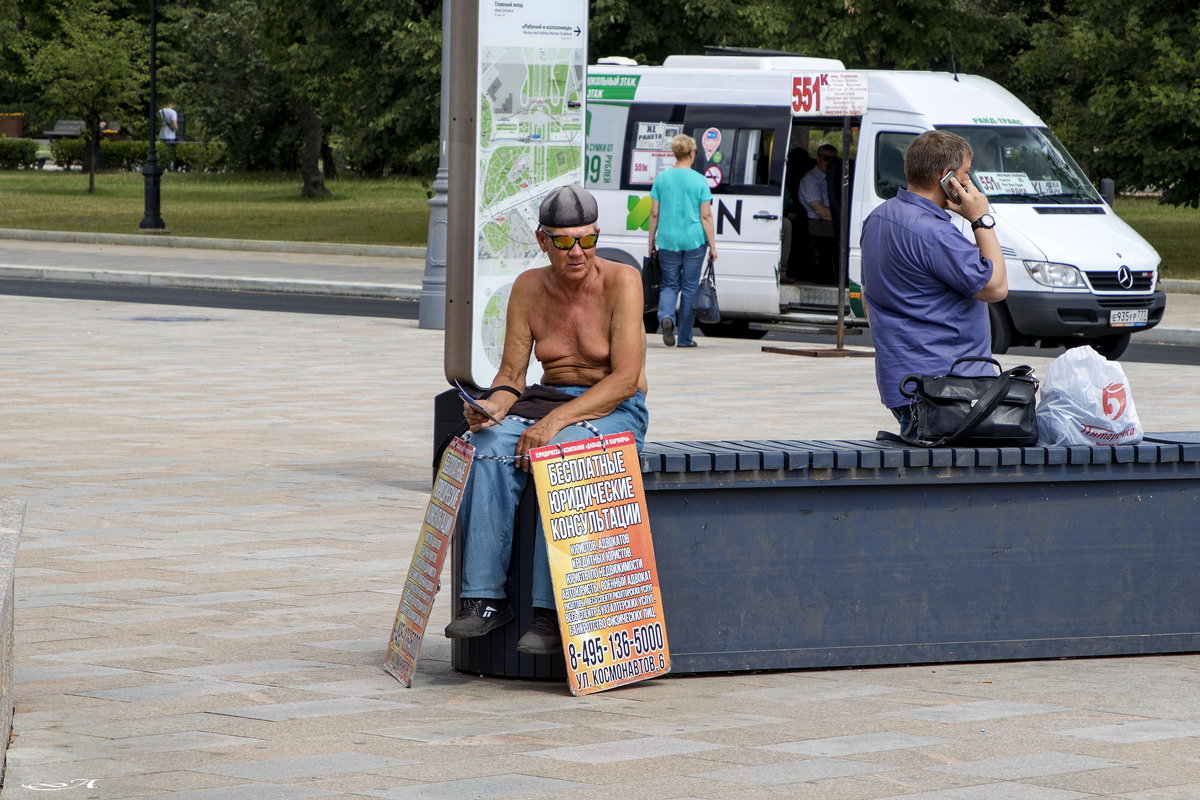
[638,432,1200,674]
[448,423,1200,679]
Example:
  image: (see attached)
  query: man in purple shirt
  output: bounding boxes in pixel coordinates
[860,130,1007,430]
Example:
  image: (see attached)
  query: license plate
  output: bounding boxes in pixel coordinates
[1110,309,1148,327]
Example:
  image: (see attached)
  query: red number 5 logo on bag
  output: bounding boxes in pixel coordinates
[1102,382,1127,420]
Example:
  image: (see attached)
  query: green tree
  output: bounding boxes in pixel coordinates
[167,0,301,173]
[332,0,442,177]
[0,0,20,104]
[589,0,793,66]
[1015,0,1200,206]
[588,0,1036,76]
[256,0,352,196]
[168,0,441,194]
[257,0,443,191]
[814,0,1036,77]
[23,0,147,191]
[1,0,58,118]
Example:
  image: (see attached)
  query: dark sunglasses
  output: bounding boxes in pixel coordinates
[540,228,599,250]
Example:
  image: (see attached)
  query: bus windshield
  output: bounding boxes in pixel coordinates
[938,125,1101,204]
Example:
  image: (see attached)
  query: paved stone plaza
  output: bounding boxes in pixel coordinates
[2,284,1200,799]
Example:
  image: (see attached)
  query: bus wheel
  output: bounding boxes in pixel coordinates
[697,319,768,340]
[988,302,1015,355]
[1089,332,1131,360]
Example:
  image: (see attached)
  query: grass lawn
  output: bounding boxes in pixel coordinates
[0,170,430,246]
[1113,197,1200,281]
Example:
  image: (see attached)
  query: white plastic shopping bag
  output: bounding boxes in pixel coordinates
[1036,346,1142,446]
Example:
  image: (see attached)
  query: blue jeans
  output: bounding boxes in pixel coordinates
[459,387,649,609]
[657,245,707,346]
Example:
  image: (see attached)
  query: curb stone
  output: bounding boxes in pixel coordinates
[0,264,420,300]
[0,228,423,259]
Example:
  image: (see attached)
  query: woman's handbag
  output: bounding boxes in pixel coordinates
[692,257,720,325]
[886,356,1039,447]
[641,253,660,314]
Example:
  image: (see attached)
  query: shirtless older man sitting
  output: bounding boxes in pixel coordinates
[444,184,650,655]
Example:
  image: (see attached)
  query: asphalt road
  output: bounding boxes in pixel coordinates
[2,276,1196,366]
[0,278,419,319]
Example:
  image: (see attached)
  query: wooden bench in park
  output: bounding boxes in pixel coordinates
[42,119,86,140]
[444,417,1200,680]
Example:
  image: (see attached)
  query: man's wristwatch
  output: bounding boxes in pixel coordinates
[971,214,996,231]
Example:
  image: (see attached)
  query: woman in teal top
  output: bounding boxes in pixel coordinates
[648,134,717,348]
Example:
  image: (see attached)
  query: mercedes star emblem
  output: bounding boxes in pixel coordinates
[1116,265,1134,290]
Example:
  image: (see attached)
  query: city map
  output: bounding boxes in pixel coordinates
[474,43,586,378]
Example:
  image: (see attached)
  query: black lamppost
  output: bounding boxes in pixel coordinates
[139,0,166,230]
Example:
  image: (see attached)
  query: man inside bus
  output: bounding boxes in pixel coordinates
[444,184,650,656]
[798,144,838,279]
[860,130,1006,431]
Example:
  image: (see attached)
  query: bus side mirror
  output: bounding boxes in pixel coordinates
[1100,178,1115,206]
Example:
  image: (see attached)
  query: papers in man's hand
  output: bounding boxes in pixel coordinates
[454,380,503,425]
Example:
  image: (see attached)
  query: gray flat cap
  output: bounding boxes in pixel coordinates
[538,184,598,227]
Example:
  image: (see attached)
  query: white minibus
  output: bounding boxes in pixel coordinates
[585,55,1165,358]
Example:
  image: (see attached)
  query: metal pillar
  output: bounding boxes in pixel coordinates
[418,0,452,330]
[443,0,477,379]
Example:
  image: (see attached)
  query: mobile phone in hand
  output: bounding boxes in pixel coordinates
[454,380,503,425]
[939,172,961,203]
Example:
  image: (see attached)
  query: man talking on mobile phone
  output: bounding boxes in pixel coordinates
[860,130,1007,433]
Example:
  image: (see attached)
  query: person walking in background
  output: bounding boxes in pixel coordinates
[648,134,717,348]
[158,103,178,142]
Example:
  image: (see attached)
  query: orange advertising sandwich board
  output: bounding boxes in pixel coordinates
[384,436,474,686]
[530,431,670,695]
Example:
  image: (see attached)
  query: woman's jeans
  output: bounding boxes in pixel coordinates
[657,244,707,345]
[458,387,649,609]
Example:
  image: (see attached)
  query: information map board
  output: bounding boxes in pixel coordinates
[468,0,588,387]
[384,437,474,686]
[530,432,670,695]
